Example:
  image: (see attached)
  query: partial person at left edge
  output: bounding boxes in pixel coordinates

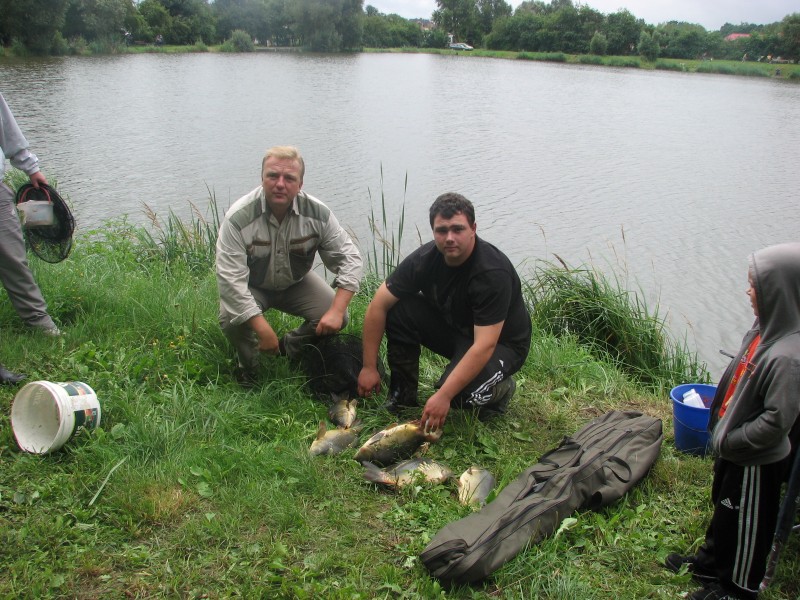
[0,92,63,384]
[216,145,363,387]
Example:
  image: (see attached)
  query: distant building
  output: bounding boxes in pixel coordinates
[724,33,751,42]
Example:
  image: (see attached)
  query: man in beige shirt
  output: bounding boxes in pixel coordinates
[216,146,362,386]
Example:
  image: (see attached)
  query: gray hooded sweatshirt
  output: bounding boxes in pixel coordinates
[709,242,800,466]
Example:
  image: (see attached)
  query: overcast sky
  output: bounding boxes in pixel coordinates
[366,1,796,31]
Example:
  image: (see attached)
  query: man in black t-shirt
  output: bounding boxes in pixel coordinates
[357,193,532,429]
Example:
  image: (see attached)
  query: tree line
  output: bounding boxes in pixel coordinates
[1,0,798,61]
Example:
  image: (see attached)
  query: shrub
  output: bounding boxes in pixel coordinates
[51,32,69,56]
[221,29,254,53]
[589,32,608,56]
[577,54,603,65]
[638,31,660,62]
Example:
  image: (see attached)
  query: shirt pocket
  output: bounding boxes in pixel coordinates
[247,241,272,286]
[288,234,319,280]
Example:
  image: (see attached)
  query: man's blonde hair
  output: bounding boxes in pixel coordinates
[262,146,305,179]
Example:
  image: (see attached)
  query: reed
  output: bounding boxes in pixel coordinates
[365,165,409,282]
[525,258,709,390]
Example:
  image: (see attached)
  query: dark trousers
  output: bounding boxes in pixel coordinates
[695,458,787,599]
[385,295,525,409]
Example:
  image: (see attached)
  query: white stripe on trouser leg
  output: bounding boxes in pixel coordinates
[467,371,504,407]
[733,464,760,590]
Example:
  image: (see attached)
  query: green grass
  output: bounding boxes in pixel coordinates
[0,185,797,599]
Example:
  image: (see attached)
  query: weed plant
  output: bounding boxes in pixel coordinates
[577,54,603,65]
[0,189,796,599]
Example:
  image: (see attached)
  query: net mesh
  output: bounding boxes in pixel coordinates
[298,333,385,402]
[16,183,75,264]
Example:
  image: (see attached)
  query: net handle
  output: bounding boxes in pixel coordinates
[16,185,52,206]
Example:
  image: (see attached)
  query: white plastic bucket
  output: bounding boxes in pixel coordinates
[10,381,100,454]
[17,200,55,227]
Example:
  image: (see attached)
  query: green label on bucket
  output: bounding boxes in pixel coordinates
[60,382,93,397]
[71,408,99,437]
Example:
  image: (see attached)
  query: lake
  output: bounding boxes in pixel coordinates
[2,52,799,376]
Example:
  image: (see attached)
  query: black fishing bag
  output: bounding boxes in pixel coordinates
[420,410,663,586]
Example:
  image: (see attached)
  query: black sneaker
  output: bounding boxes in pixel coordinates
[235,368,259,389]
[689,582,745,600]
[478,377,516,421]
[664,553,718,585]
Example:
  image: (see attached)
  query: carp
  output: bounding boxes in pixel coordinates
[309,421,362,456]
[456,466,496,506]
[328,394,357,429]
[353,421,442,467]
[362,458,453,489]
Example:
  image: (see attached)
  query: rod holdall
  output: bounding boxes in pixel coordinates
[420,410,663,586]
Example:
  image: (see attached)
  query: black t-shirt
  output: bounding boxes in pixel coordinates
[386,237,532,357]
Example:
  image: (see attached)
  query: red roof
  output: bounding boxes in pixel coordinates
[724,33,751,41]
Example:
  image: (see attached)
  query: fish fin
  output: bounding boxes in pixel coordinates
[362,461,392,486]
[329,390,350,406]
[414,442,431,457]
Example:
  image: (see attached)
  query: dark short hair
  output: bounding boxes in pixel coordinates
[429,192,475,228]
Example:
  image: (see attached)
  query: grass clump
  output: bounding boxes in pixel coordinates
[525,257,708,390]
[696,61,736,75]
[655,60,688,72]
[606,56,641,68]
[517,51,567,62]
[577,54,603,65]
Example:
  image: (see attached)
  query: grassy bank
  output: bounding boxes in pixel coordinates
[0,201,797,599]
[366,47,800,80]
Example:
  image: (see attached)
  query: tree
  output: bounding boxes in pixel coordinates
[433,0,481,46]
[477,0,512,35]
[780,13,800,59]
[0,0,69,52]
[291,0,364,52]
[604,9,642,55]
[589,31,607,55]
[637,30,659,61]
[62,0,131,41]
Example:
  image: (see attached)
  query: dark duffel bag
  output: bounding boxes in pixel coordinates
[420,410,663,586]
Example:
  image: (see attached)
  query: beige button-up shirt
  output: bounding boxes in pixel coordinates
[216,187,362,327]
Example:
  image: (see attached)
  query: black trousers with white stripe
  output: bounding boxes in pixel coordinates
[385,295,526,409]
[695,458,787,599]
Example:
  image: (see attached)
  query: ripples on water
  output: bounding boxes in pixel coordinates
[2,53,799,375]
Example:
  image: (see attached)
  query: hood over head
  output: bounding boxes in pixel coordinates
[749,242,800,344]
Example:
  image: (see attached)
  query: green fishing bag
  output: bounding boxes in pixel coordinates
[420,410,663,586]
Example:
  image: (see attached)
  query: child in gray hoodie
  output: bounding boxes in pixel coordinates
[665,242,800,600]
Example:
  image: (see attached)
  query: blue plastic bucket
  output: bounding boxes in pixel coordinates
[670,383,717,456]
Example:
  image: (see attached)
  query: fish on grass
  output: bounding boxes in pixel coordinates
[328,393,357,429]
[457,466,496,506]
[353,421,443,467]
[362,457,453,489]
[309,421,363,456]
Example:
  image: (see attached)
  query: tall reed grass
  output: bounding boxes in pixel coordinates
[525,257,708,390]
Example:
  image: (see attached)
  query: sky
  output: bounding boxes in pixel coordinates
[365,1,796,31]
